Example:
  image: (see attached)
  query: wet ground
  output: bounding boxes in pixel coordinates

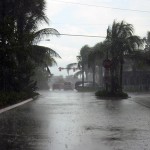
[0,90,150,150]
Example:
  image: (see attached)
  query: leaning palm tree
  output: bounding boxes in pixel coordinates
[66,63,78,75]
[30,45,61,75]
[143,32,150,52]
[87,41,108,88]
[107,20,143,92]
[31,27,60,74]
[142,32,150,65]
[92,42,107,85]
[74,70,82,78]
[0,0,60,92]
[88,50,96,86]
[79,45,91,87]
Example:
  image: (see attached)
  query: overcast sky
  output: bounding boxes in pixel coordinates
[39,0,150,77]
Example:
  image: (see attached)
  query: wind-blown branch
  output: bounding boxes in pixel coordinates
[33,28,60,43]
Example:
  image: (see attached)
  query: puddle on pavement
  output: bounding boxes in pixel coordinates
[85,125,149,142]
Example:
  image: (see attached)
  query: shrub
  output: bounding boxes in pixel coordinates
[95,90,128,99]
[0,91,38,109]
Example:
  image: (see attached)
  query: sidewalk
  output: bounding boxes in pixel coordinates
[129,92,150,108]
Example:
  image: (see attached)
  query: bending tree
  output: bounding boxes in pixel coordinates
[0,0,60,92]
[106,20,142,93]
[78,45,91,87]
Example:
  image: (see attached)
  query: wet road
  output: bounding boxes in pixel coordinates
[0,91,150,150]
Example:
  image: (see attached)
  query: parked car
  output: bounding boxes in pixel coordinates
[75,81,100,91]
[75,81,98,88]
[78,82,99,88]
[64,82,73,90]
[52,83,63,90]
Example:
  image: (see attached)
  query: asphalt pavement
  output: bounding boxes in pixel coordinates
[0,90,150,150]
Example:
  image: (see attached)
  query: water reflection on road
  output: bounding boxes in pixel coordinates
[0,90,150,150]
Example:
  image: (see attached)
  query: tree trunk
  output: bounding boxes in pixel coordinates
[119,61,123,92]
[92,65,96,87]
[85,70,88,81]
[82,63,84,87]
[110,59,115,93]
[98,64,103,87]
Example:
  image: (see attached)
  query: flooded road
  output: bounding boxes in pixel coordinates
[0,90,150,150]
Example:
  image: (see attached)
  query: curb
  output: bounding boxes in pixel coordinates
[0,98,33,114]
[132,99,150,109]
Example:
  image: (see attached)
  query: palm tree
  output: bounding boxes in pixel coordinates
[143,32,150,52]
[0,0,60,92]
[87,41,109,88]
[142,32,150,65]
[66,63,78,75]
[93,42,107,85]
[78,45,91,87]
[74,70,82,78]
[88,49,96,87]
[107,20,142,93]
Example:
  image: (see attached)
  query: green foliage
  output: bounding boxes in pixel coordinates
[95,90,128,99]
[0,91,38,109]
[66,63,78,75]
[106,20,143,93]
[0,0,61,109]
[0,0,60,94]
[77,87,99,92]
[33,67,50,90]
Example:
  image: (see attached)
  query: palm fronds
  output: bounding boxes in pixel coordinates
[33,28,60,43]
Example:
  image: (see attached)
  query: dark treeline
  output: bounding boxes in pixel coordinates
[0,0,60,107]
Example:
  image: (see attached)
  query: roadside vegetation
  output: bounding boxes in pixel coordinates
[70,21,150,98]
[0,0,60,108]
[1,1,150,107]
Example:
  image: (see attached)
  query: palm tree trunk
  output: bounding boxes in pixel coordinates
[98,64,103,86]
[82,63,84,87]
[92,62,96,87]
[110,60,115,93]
[119,61,123,92]
[85,70,88,81]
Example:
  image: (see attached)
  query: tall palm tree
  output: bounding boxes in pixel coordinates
[74,70,82,78]
[107,20,142,92]
[79,45,91,87]
[143,32,150,52]
[0,0,60,92]
[66,63,78,75]
[142,32,150,65]
[88,49,96,86]
[87,41,108,87]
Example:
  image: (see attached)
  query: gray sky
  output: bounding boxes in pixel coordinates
[39,0,150,77]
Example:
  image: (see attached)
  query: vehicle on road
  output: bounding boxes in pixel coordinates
[52,83,64,90]
[64,82,73,90]
[75,81,100,91]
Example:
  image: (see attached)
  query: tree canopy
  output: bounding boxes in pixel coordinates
[0,0,60,92]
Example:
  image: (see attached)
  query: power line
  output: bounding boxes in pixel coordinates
[52,22,108,26]
[53,33,106,38]
[52,22,150,27]
[50,0,150,13]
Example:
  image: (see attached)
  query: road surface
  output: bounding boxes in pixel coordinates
[0,90,150,150]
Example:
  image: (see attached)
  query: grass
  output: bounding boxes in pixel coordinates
[95,90,129,99]
[0,91,39,109]
[76,87,100,92]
